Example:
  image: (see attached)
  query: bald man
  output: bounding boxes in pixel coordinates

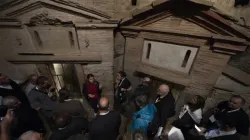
[50,113,88,140]
[89,97,121,140]
[149,84,175,137]
[2,96,21,109]
[18,131,42,140]
[2,96,44,138]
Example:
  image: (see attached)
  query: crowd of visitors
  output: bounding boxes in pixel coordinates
[0,71,249,140]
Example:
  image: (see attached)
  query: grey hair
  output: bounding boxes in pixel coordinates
[18,131,40,140]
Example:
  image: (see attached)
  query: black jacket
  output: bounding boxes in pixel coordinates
[154,93,175,127]
[50,117,89,140]
[115,78,131,102]
[89,111,121,140]
[214,101,249,135]
[0,80,31,108]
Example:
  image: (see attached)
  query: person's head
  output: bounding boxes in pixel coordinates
[0,73,10,85]
[3,96,21,110]
[219,116,236,131]
[98,97,109,112]
[132,129,148,140]
[117,71,126,81]
[58,88,70,102]
[18,131,43,140]
[134,95,148,110]
[36,76,50,89]
[87,74,95,83]
[187,95,205,111]
[142,77,151,86]
[54,113,71,129]
[29,74,38,85]
[228,95,245,110]
[157,84,169,97]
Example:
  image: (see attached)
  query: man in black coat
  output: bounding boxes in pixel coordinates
[50,113,89,140]
[89,97,121,140]
[208,95,249,136]
[0,73,30,108]
[2,96,44,138]
[152,84,175,137]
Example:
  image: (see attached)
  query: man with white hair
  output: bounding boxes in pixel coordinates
[148,84,175,137]
[18,131,42,140]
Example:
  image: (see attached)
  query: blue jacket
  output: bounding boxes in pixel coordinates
[130,104,157,132]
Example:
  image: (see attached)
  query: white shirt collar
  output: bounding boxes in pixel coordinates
[64,99,72,102]
[0,85,12,90]
[99,111,109,116]
[228,108,240,113]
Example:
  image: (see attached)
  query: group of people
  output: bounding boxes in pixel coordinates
[0,70,249,140]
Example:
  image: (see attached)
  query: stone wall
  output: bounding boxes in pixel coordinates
[0,28,37,80]
[77,29,115,104]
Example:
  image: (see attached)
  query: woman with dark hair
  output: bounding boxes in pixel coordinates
[114,71,131,110]
[115,71,132,103]
[168,95,206,140]
[130,95,156,133]
[83,74,102,113]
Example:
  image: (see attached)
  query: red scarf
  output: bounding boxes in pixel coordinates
[87,83,98,100]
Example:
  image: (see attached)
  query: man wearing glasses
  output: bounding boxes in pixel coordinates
[208,95,249,136]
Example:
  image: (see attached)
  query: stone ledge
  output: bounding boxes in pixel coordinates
[132,5,153,17]
[152,0,169,7]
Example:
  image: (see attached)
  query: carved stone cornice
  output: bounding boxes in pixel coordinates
[27,12,72,26]
[50,0,110,19]
[0,18,22,28]
[0,0,29,11]
[1,0,110,20]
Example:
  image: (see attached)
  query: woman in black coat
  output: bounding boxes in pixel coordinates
[114,71,131,111]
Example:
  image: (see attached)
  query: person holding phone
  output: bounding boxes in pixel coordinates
[193,116,240,140]
[168,95,205,140]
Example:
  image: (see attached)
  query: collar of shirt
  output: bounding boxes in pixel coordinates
[58,126,67,130]
[155,94,167,103]
[0,85,12,90]
[227,108,240,113]
[99,111,109,116]
[64,99,72,102]
[205,128,237,139]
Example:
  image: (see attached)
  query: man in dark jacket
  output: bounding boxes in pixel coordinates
[89,97,121,140]
[153,84,175,137]
[2,96,44,137]
[208,95,249,136]
[0,73,31,108]
[56,88,87,117]
[50,113,89,140]
[28,76,57,117]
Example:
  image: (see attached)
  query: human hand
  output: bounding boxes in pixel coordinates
[88,94,94,98]
[199,127,206,133]
[121,88,126,91]
[35,107,41,111]
[1,109,15,130]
